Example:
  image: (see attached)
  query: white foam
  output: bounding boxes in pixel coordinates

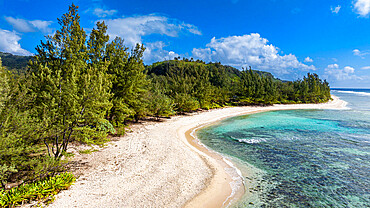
[190,126,210,149]
[222,157,244,207]
[238,138,266,144]
[334,90,370,97]
[190,127,245,207]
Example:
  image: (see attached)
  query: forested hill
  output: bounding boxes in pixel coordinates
[146,59,331,110]
[0,52,32,72]
[146,60,276,80]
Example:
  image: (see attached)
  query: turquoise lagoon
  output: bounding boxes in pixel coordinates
[197,89,370,207]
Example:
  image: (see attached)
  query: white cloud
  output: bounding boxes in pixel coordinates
[93,8,117,17]
[344,66,355,73]
[361,66,370,70]
[0,29,32,56]
[143,41,179,63]
[353,49,361,56]
[353,49,370,58]
[5,17,52,33]
[180,23,202,35]
[191,33,315,76]
[29,20,53,33]
[103,14,202,47]
[353,0,370,17]
[331,5,341,14]
[5,17,34,32]
[304,57,313,63]
[324,64,361,81]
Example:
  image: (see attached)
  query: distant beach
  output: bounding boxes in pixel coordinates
[48,95,347,208]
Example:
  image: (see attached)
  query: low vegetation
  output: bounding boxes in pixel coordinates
[0,172,75,207]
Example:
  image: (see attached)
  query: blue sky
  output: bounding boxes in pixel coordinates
[0,0,370,88]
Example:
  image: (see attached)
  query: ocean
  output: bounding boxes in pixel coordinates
[197,89,370,207]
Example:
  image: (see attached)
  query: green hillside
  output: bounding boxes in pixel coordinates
[0,52,33,72]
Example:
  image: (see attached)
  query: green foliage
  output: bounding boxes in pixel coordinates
[173,93,200,112]
[277,73,331,104]
[0,58,9,110]
[28,4,112,159]
[237,68,278,104]
[0,165,17,190]
[0,172,75,207]
[0,68,53,188]
[73,125,110,146]
[0,52,32,74]
[114,126,127,136]
[147,60,331,111]
[147,61,217,111]
[146,82,174,118]
[106,38,149,124]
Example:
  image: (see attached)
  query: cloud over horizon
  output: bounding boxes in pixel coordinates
[192,33,315,76]
[143,41,179,63]
[324,64,361,81]
[0,29,32,56]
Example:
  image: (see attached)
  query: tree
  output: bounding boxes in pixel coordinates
[0,65,50,187]
[106,38,148,124]
[147,82,174,119]
[126,44,149,122]
[0,58,18,188]
[0,58,9,111]
[29,4,112,159]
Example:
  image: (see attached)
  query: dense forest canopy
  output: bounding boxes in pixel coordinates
[0,52,32,73]
[147,60,330,108]
[0,4,331,198]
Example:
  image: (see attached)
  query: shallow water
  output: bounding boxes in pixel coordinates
[197,89,370,207]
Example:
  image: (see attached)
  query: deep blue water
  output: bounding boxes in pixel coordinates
[197,89,370,207]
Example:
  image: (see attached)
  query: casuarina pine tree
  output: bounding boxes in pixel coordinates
[106,37,148,125]
[28,4,112,159]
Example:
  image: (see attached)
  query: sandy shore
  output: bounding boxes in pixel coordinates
[48,95,348,208]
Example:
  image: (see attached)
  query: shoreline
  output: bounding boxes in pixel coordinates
[181,95,348,207]
[47,95,348,208]
[181,126,245,208]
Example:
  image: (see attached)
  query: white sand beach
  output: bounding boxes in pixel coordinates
[48,95,348,208]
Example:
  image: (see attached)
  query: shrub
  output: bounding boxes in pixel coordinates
[0,172,75,207]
